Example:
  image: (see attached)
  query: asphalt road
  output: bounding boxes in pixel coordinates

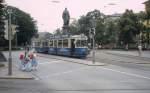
[1,50,150,93]
[86,50,150,71]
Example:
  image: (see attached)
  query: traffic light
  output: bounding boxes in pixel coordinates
[89,28,95,39]
[4,20,8,40]
[90,28,95,35]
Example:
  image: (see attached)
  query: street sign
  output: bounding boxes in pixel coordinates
[4,23,17,40]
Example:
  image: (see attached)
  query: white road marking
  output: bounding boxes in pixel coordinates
[38,60,63,65]
[40,66,89,79]
[100,67,150,80]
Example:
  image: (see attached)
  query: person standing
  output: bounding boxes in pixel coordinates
[30,51,38,70]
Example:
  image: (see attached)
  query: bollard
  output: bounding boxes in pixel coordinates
[138,45,142,57]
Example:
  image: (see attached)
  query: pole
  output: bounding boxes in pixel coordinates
[92,35,95,64]
[138,34,142,57]
[92,28,95,64]
[16,32,17,49]
[8,9,12,75]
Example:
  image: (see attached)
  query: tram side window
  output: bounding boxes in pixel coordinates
[58,40,62,48]
[63,39,68,48]
[42,42,48,47]
[76,40,80,47]
[35,42,39,46]
[76,40,86,47]
[49,40,53,47]
[39,42,42,47]
[54,40,57,47]
[81,40,87,47]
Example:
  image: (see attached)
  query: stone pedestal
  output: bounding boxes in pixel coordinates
[62,25,69,34]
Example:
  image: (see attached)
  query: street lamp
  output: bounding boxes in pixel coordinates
[138,33,142,57]
[16,29,19,49]
[91,28,95,64]
[90,17,96,64]
[7,8,13,75]
[138,20,143,57]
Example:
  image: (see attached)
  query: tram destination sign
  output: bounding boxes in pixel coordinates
[49,34,69,39]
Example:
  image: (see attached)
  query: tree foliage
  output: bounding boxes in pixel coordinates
[0,0,5,46]
[8,6,38,46]
[63,9,148,49]
[118,10,140,45]
[54,28,61,35]
[0,5,37,47]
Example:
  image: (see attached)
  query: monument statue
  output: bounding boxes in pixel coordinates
[62,8,70,27]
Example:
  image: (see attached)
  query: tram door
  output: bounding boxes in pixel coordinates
[71,39,75,56]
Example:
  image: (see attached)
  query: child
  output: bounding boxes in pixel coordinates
[30,52,38,70]
[19,53,25,70]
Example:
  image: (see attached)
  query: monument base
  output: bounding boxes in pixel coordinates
[62,25,70,35]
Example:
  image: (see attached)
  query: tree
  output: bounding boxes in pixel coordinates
[103,18,119,48]
[145,1,150,49]
[8,6,38,46]
[77,10,106,45]
[87,10,106,46]
[54,28,61,35]
[69,20,79,35]
[118,9,140,49]
[95,18,105,46]
[77,15,90,36]
[0,0,6,46]
[0,0,5,34]
[136,11,146,45]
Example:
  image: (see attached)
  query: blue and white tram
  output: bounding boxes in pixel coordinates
[33,34,88,58]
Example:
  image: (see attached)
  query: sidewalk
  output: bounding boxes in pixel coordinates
[37,53,106,66]
[0,52,35,80]
[105,50,150,60]
[0,63,34,79]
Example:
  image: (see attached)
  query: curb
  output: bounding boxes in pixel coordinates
[0,77,34,80]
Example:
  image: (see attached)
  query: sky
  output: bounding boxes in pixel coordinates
[5,0,147,33]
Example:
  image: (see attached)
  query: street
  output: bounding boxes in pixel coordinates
[1,0,150,93]
[1,50,150,93]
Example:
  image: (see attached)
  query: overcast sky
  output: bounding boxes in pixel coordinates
[6,0,146,33]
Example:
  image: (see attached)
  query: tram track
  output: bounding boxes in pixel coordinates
[85,52,150,71]
[86,51,150,64]
[104,51,150,62]
[37,53,106,66]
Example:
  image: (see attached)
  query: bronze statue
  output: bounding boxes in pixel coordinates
[62,8,70,27]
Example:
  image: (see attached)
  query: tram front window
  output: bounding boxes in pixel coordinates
[76,40,87,47]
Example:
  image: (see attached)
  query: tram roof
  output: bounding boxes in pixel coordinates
[49,34,87,40]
